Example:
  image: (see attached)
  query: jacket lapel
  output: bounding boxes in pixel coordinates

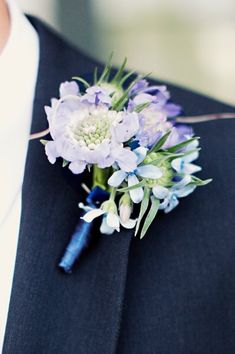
[3,17,132,354]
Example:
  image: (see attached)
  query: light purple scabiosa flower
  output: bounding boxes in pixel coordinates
[44,84,140,174]
[135,105,173,148]
[129,79,182,118]
[157,175,196,213]
[108,147,162,203]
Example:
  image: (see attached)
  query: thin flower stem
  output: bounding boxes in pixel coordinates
[29,128,50,141]
[81,183,91,194]
[92,166,111,190]
[176,113,235,124]
[109,187,117,201]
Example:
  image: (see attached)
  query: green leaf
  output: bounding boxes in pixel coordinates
[112,83,132,111]
[111,57,127,84]
[140,197,160,239]
[112,76,147,111]
[62,159,69,168]
[98,66,111,83]
[134,102,151,113]
[117,180,146,193]
[149,130,172,153]
[166,137,200,153]
[119,71,135,87]
[40,139,49,146]
[72,76,90,89]
[135,187,150,236]
[190,176,212,186]
[97,52,114,84]
[164,148,201,162]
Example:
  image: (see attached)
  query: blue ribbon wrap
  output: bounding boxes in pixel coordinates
[58,186,109,273]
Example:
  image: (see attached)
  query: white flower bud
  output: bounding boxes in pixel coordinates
[119,193,133,224]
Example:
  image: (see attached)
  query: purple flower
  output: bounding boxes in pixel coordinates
[44,102,139,174]
[81,85,112,106]
[135,106,172,147]
[130,81,182,118]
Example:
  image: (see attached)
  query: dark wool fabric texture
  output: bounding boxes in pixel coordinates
[3,16,235,354]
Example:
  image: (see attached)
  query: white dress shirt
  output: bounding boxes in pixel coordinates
[0,0,39,351]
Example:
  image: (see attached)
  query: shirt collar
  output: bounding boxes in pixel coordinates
[0,0,39,230]
[0,0,39,137]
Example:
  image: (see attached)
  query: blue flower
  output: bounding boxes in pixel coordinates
[171,139,201,175]
[158,176,196,213]
[81,200,136,235]
[108,147,162,203]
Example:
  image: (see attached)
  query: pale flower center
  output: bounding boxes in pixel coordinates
[68,109,112,150]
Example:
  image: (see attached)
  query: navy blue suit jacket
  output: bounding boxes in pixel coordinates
[3,17,235,354]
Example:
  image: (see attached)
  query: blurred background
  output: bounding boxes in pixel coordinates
[19,0,235,105]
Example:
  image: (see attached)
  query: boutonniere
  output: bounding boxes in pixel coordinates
[30,57,234,273]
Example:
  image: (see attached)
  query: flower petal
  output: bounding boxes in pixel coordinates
[120,218,137,229]
[183,163,202,175]
[59,81,79,98]
[164,195,179,213]
[100,216,115,235]
[78,203,93,212]
[152,185,169,199]
[159,197,170,210]
[183,150,199,163]
[106,212,120,232]
[81,208,105,223]
[133,93,154,105]
[112,111,139,143]
[175,185,196,198]
[164,103,182,117]
[174,175,191,189]
[69,160,87,174]
[172,158,201,175]
[137,165,162,179]
[108,170,126,187]
[45,141,59,164]
[111,146,137,172]
[171,158,183,173]
[134,146,148,164]
[128,174,144,204]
